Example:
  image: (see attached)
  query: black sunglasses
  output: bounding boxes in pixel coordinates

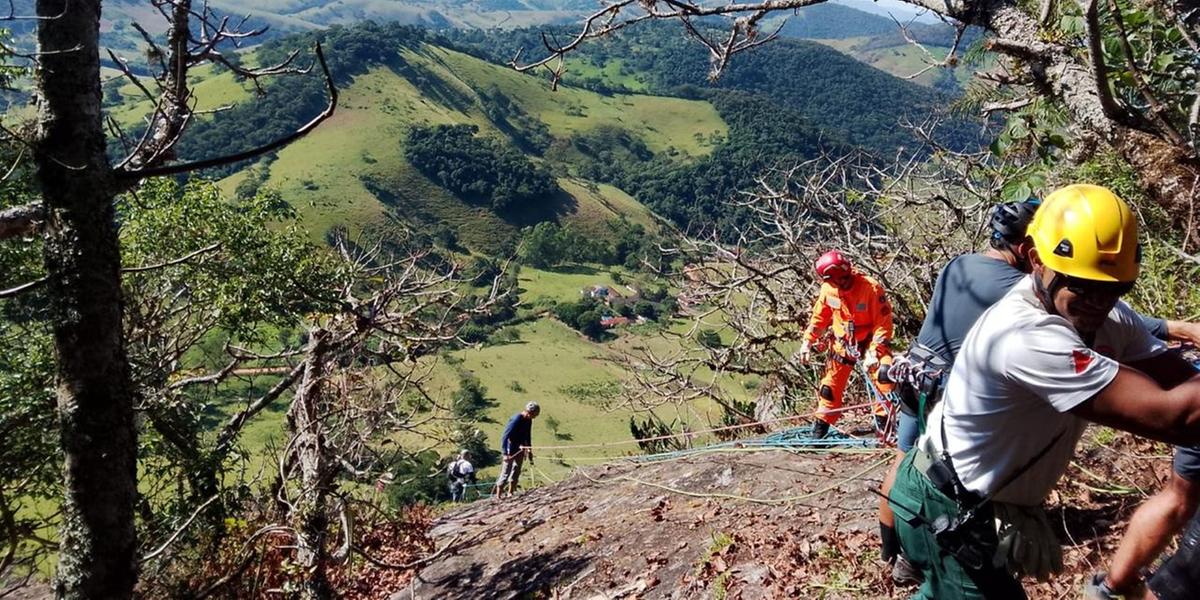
[1060,274,1135,298]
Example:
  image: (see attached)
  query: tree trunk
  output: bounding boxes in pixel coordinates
[287,327,336,600]
[34,1,138,598]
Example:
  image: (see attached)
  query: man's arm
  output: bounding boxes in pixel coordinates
[1128,350,1199,390]
[1071,365,1200,445]
[804,285,832,344]
[867,282,894,358]
[501,414,519,455]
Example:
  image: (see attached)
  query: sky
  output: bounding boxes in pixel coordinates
[833,0,944,23]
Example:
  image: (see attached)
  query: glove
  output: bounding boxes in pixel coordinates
[863,353,880,370]
[993,502,1063,581]
[797,342,812,365]
[1082,572,1143,600]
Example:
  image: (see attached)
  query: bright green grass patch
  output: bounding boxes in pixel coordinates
[555,178,660,237]
[566,57,651,92]
[420,45,727,158]
[239,65,479,241]
[227,54,673,247]
[517,263,632,305]
[108,63,254,129]
[426,318,729,483]
[812,37,978,88]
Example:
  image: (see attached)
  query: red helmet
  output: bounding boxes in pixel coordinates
[815,250,851,278]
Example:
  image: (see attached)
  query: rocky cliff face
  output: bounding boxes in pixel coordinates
[394,429,1167,599]
[400,449,900,599]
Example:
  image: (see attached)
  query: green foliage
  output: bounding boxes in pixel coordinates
[519,222,568,268]
[175,22,431,177]
[576,309,604,341]
[478,87,553,155]
[120,179,337,339]
[446,23,982,157]
[557,379,623,408]
[552,297,600,329]
[385,449,448,507]
[517,221,629,268]
[451,374,496,421]
[558,91,854,239]
[404,124,558,213]
[696,329,723,349]
[634,300,659,321]
[629,414,687,453]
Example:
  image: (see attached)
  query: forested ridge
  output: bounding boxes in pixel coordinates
[443,23,985,156]
[163,20,957,241]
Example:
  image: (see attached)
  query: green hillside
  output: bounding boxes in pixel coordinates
[177,32,726,251]
[444,23,984,156]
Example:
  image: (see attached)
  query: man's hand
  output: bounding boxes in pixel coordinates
[798,342,812,365]
[1168,320,1200,347]
[502,454,512,463]
[863,353,879,370]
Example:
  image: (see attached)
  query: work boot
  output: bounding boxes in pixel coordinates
[811,420,830,440]
[891,555,923,587]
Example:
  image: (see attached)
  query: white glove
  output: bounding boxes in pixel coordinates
[797,342,812,365]
[993,502,1063,582]
[863,353,880,370]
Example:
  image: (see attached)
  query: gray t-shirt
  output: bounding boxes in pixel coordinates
[914,253,1168,363]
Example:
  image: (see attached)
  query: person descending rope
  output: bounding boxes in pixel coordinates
[494,401,540,499]
[798,250,895,439]
[887,183,1200,599]
[447,449,476,503]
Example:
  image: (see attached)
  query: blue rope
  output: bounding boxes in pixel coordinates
[630,423,878,463]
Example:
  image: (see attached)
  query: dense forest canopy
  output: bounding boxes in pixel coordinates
[404,124,559,212]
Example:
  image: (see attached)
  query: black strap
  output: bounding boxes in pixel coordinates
[937,402,1067,513]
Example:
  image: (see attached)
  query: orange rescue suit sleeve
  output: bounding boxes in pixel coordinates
[864,276,894,359]
[804,283,835,345]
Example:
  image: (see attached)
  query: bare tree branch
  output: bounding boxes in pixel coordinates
[115,42,337,181]
[0,201,43,240]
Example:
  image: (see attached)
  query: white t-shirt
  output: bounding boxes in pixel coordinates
[922,277,1165,505]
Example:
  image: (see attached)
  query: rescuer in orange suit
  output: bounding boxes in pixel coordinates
[798,249,895,439]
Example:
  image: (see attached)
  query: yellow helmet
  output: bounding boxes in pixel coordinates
[1028,184,1139,283]
[1027,183,1137,282]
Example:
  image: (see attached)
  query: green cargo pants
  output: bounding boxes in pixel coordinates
[888,451,1026,600]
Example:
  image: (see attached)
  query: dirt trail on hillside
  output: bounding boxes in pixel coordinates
[392,428,1171,600]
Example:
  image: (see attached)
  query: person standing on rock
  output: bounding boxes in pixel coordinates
[797,249,895,438]
[494,401,539,499]
[888,184,1200,599]
[447,449,476,503]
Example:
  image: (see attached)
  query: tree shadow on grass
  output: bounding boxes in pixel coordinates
[544,263,602,276]
[499,187,579,228]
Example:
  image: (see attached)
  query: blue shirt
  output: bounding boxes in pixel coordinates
[501,412,532,455]
[915,253,1167,363]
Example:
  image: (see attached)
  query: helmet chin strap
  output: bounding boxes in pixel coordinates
[1031,268,1060,316]
[1032,269,1099,346]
